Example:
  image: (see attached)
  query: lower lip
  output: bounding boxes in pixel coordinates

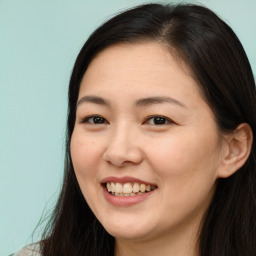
[102,185,156,206]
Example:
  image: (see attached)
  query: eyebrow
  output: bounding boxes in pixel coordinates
[135,96,187,108]
[77,96,111,107]
[76,95,186,108]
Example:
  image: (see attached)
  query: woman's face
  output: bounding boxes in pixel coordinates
[71,42,226,241]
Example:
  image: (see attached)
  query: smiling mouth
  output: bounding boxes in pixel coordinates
[105,182,157,197]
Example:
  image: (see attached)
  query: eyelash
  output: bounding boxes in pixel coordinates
[79,115,174,126]
[144,115,174,125]
[80,115,108,125]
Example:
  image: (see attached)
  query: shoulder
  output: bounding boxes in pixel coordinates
[12,243,41,256]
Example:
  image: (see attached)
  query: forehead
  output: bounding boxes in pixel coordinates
[85,42,192,81]
[78,42,205,110]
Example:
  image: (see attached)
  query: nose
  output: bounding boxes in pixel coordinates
[103,126,143,167]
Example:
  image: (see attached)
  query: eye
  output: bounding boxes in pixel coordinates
[80,115,107,124]
[145,115,173,125]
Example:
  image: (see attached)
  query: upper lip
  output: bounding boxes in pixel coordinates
[100,176,157,186]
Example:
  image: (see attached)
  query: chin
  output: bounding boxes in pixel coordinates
[106,226,152,241]
[100,216,156,240]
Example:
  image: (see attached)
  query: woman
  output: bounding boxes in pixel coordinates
[14,2,256,256]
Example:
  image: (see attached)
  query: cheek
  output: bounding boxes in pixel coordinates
[70,131,105,211]
[145,130,220,184]
[70,131,102,181]
[145,133,219,224]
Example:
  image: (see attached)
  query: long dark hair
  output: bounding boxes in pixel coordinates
[40,3,256,256]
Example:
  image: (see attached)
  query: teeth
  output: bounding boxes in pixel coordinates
[116,183,123,193]
[123,183,132,193]
[112,192,139,197]
[140,184,146,192]
[111,182,115,192]
[133,183,140,193]
[106,182,156,195]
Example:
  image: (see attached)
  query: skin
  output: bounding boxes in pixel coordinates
[70,42,248,256]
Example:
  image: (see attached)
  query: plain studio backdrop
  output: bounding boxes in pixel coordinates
[0,0,255,255]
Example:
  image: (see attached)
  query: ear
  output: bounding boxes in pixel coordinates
[217,123,253,178]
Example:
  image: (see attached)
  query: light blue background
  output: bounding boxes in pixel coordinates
[1,0,255,255]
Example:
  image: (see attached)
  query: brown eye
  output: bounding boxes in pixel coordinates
[146,116,173,125]
[82,115,107,124]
